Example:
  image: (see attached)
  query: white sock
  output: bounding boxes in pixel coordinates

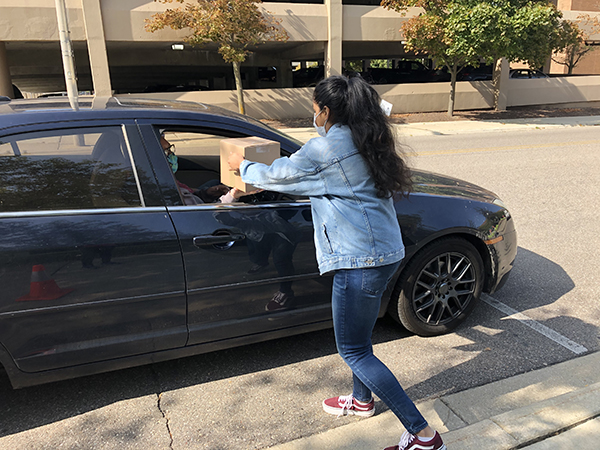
[419,434,435,442]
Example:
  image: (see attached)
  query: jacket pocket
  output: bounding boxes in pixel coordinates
[321,224,334,254]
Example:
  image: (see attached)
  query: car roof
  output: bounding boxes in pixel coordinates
[0,96,264,129]
[0,96,305,151]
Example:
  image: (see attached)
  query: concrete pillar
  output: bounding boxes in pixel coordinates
[325,0,343,77]
[0,42,13,98]
[495,58,509,111]
[277,61,293,88]
[556,0,573,10]
[81,0,112,96]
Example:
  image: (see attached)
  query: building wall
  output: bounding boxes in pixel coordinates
[573,49,600,73]
[571,0,600,12]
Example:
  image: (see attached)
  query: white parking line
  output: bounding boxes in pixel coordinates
[481,294,588,355]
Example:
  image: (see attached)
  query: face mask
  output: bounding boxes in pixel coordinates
[313,110,328,137]
[166,152,178,173]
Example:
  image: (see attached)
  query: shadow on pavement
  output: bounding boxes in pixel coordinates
[0,246,584,446]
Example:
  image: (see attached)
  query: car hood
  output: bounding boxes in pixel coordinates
[410,169,498,203]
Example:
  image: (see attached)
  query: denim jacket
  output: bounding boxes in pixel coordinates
[239,124,405,274]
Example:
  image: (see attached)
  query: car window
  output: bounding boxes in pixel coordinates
[160,130,226,205]
[0,126,143,212]
[158,128,298,205]
[511,70,529,79]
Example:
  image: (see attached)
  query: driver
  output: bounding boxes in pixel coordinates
[160,134,242,204]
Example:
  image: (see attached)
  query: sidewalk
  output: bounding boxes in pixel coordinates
[280,115,600,142]
[268,351,600,450]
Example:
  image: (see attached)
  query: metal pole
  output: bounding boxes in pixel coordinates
[55,0,79,110]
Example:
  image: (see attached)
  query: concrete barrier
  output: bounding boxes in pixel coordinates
[118,75,600,120]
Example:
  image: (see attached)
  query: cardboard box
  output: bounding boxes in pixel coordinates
[220,136,280,193]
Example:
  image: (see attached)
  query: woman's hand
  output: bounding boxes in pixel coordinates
[230,188,243,199]
[227,153,245,173]
[231,187,263,199]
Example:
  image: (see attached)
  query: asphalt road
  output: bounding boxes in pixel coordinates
[1,126,599,449]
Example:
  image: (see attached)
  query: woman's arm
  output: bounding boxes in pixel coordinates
[241,150,328,196]
[228,141,329,196]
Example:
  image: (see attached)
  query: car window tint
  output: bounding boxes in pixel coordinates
[0,127,143,212]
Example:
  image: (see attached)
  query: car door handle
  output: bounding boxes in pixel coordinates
[193,233,246,247]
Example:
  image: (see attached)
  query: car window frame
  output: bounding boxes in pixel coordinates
[0,119,165,215]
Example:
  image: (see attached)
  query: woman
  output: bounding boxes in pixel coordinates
[228,75,445,450]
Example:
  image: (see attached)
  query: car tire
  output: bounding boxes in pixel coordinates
[389,237,484,336]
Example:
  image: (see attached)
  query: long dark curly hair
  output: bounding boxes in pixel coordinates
[313,75,412,198]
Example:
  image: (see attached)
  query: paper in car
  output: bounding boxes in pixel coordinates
[380,99,393,116]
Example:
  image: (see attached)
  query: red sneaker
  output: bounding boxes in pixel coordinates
[384,431,446,450]
[322,394,375,417]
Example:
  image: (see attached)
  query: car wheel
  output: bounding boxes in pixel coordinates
[389,237,484,336]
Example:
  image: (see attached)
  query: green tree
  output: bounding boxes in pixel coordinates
[383,0,571,114]
[552,15,600,75]
[145,0,288,115]
[370,59,393,68]
[345,60,364,72]
[447,0,568,109]
[382,0,482,116]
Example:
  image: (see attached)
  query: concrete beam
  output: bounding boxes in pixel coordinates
[81,0,112,96]
[0,0,87,41]
[279,42,325,61]
[325,0,343,77]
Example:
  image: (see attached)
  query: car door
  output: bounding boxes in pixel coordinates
[137,120,333,346]
[0,121,187,373]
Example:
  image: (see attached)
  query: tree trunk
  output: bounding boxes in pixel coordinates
[232,60,245,115]
[447,63,457,117]
[492,58,500,110]
[492,58,508,111]
[568,50,575,75]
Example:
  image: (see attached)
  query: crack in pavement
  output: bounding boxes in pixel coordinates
[157,392,174,449]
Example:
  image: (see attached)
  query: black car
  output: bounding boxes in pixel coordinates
[0,97,517,388]
[509,69,549,79]
[458,65,494,81]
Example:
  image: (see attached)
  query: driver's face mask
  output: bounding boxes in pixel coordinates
[313,109,328,137]
[166,152,178,173]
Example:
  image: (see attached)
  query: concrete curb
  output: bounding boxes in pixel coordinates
[444,381,600,449]
[267,351,600,450]
[397,116,600,136]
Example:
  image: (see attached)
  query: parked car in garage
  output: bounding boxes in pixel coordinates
[293,66,325,87]
[509,69,549,79]
[0,97,517,388]
[366,60,433,84]
[458,64,494,81]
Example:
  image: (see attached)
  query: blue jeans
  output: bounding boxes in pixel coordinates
[332,262,428,435]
